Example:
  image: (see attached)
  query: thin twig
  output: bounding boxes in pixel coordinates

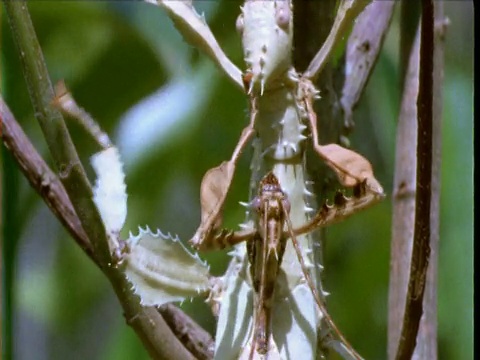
[394,1,435,358]
[1,97,96,262]
[399,2,421,93]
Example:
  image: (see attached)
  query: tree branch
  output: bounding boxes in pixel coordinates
[393,1,435,358]
[412,3,446,359]
[388,20,420,360]
[1,97,95,262]
[159,304,215,360]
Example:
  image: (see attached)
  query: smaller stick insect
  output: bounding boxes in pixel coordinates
[241,170,382,360]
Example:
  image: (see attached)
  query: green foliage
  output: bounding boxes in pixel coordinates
[2,1,472,359]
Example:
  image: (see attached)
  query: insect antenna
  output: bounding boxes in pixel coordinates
[281,204,363,360]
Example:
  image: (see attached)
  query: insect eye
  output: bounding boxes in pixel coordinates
[275,7,290,29]
[236,14,244,34]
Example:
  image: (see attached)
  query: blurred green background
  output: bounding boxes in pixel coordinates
[1,1,472,359]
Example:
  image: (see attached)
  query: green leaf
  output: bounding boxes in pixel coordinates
[122,227,210,306]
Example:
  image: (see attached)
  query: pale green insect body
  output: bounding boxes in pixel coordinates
[237,0,293,95]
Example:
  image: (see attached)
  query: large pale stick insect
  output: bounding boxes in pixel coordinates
[153,1,385,358]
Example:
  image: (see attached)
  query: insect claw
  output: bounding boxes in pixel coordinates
[334,191,347,207]
[239,222,252,230]
[239,201,251,208]
[304,259,314,269]
[303,187,314,196]
[261,145,275,158]
[304,205,315,214]
[248,78,254,95]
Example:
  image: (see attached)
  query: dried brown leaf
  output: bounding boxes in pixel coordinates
[190,161,235,250]
[190,98,258,251]
[317,143,383,194]
[300,80,383,194]
[318,143,371,184]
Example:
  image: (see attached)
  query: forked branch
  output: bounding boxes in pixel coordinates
[1,98,214,360]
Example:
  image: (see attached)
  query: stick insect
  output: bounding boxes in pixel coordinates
[135,1,384,358]
[41,2,388,359]
[163,1,384,358]
[246,171,382,360]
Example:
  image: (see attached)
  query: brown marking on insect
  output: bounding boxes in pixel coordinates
[247,172,288,359]
[242,70,254,93]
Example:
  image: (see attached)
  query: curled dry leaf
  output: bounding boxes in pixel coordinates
[299,77,383,195]
[317,143,384,194]
[190,161,236,250]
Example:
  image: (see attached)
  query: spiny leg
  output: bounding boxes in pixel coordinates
[52,81,126,257]
[299,79,384,193]
[282,204,363,360]
[190,96,259,251]
[292,180,385,237]
[303,88,363,186]
[230,96,258,165]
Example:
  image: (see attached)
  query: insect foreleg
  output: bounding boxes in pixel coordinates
[282,205,363,360]
[190,97,259,251]
[292,181,385,237]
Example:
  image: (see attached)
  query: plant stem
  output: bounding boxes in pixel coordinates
[1,96,96,261]
[3,0,111,266]
[388,20,420,360]
[394,0,435,358]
